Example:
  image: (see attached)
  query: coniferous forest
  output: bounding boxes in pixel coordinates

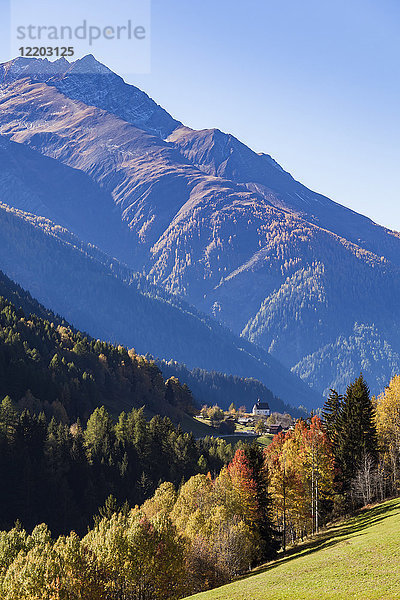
[0,293,195,423]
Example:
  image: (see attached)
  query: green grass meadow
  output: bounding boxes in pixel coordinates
[256,434,274,447]
[185,497,400,600]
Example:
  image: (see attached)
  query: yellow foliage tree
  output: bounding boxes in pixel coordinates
[375,374,400,493]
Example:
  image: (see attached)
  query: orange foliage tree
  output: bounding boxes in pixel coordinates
[265,417,334,546]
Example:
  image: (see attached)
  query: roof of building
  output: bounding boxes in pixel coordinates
[268,424,283,433]
[253,401,270,410]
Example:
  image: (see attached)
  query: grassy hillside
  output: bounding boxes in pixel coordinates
[186,497,400,600]
[256,434,274,447]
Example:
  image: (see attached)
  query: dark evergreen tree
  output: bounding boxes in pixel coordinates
[0,400,239,536]
[336,375,378,490]
[321,389,343,441]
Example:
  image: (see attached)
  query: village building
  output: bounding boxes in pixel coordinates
[238,416,253,424]
[252,399,270,417]
[267,424,283,435]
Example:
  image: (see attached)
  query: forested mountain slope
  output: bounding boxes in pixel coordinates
[0,288,195,423]
[0,283,246,536]
[0,55,399,397]
[0,204,317,409]
[168,126,400,267]
[0,260,297,415]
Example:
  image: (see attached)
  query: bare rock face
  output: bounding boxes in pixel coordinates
[0,55,181,138]
[0,55,399,399]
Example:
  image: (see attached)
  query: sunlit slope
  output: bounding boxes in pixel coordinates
[186,498,400,600]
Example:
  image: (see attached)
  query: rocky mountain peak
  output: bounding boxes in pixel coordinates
[0,55,181,138]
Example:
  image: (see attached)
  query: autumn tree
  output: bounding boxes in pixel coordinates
[84,510,185,600]
[302,416,335,533]
[264,432,292,549]
[228,449,260,528]
[265,419,334,546]
[375,374,400,495]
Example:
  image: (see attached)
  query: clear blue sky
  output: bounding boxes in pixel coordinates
[1,0,399,230]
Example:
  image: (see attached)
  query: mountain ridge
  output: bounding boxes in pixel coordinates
[0,55,181,138]
[0,55,399,398]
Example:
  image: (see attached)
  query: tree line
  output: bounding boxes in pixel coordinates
[265,373,400,549]
[0,443,278,599]
[0,399,238,536]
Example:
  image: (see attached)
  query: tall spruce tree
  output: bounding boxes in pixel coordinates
[322,389,343,442]
[336,375,378,489]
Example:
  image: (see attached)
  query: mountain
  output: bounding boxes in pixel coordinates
[0,202,318,410]
[0,55,181,137]
[0,55,399,398]
[0,257,299,416]
[167,126,400,268]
